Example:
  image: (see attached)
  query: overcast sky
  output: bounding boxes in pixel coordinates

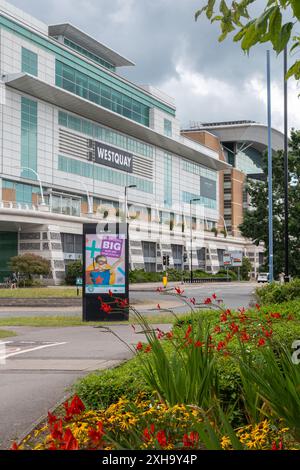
[9,0,300,131]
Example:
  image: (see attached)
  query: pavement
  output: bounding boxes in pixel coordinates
[0,323,172,450]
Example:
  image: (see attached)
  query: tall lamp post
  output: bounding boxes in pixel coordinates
[190,198,200,283]
[283,45,289,283]
[124,185,137,222]
[21,167,46,206]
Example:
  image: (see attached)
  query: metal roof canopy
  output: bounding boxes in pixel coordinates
[4,74,230,172]
[48,23,135,68]
[184,123,284,152]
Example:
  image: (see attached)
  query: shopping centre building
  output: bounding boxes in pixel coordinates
[0,0,283,283]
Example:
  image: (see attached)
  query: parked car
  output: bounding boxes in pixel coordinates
[257,272,269,283]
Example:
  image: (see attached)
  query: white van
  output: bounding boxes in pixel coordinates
[257,273,269,283]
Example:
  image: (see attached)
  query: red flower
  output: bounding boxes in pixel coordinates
[175,287,184,295]
[190,297,196,305]
[48,411,57,425]
[156,430,167,448]
[118,298,129,308]
[195,340,203,347]
[263,328,273,338]
[272,439,283,450]
[157,304,161,310]
[136,342,143,351]
[183,431,199,448]
[143,424,155,442]
[220,313,228,323]
[217,341,226,351]
[240,330,250,342]
[108,289,113,297]
[88,422,104,446]
[48,441,57,450]
[101,302,112,314]
[64,395,85,421]
[144,345,152,353]
[50,419,63,440]
[166,331,174,340]
[214,325,221,334]
[204,297,212,305]
[258,338,266,347]
[270,313,281,319]
[212,293,217,300]
[10,442,19,450]
[255,303,260,310]
[156,287,163,292]
[238,307,246,314]
[156,328,165,339]
[229,322,239,334]
[184,325,192,339]
[61,428,79,450]
[287,314,294,321]
[225,309,232,315]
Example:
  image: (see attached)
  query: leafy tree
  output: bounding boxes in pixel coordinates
[65,260,83,285]
[239,129,300,278]
[9,253,51,281]
[195,0,300,81]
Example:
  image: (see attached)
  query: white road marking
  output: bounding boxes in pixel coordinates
[2,342,67,359]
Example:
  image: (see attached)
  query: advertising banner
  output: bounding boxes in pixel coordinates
[231,251,243,267]
[223,252,232,266]
[94,141,133,173]
[83,223,129,321]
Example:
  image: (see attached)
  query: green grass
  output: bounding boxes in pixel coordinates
[0,329,17,338]
[0,313,179,327]
[0,287,79,298]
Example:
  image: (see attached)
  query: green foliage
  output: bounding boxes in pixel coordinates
[74,358,152,409]
[65,260,83,285]
[231,257,252,280]
[256,278,300,304]
[239,130,300,278]
[129,268,235,283]
[9,253,50,280]
[195,0,300,81]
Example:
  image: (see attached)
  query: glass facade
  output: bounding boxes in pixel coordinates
[182,191,217,210]
[56,61,150,126]
[58,155,153,193]
[51,193,81,217]
[3,179,41,204]
[164,153,172,208]
[58,111,153,158]
[63,38,115,72]
[235,145,264,175]
[21,47,38,76]
[182,160,217,181]
[20,97,38,180]
[164,118,172,137]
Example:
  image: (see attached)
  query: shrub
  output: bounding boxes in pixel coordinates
[65,260,83,285]
[256,278,300,304]
[9,253,50,283]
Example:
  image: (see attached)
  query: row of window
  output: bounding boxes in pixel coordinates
[58,155,154,194]
[182,160,217,181]
[182,191,217,210]
[164,153,172,208]
[21,47,38,76]
[58,111,154,158]
[56,61,150,127]
[63,38,116,72]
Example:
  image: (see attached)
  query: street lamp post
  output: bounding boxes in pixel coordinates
[124,185,137,222]
[190,198,200,283]
[283,45,289,283]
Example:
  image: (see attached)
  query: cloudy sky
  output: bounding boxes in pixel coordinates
[9,0,300,131]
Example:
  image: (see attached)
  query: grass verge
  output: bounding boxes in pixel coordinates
[0,287,79,298]
[0,313,178,327]
[0,329,17,338]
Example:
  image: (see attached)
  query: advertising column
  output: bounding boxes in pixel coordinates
[83,223,129,321]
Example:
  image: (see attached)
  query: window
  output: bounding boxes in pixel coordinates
[58,111,154,159]
[21,47,38,76]
[56,61,150,126]
[171,244,183,261]
[21,97,37,180]
[164,119,172,137]
[63,38,116,72]
[142,241,156,259]
[164,153,172,208]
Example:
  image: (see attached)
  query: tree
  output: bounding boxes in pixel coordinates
[195,0,300,81]
[65,260,83,285]
[239,129,300,278]
[9,253,51,282]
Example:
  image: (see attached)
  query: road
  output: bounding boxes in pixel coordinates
[0,282,257,318]
[0,323,171,450]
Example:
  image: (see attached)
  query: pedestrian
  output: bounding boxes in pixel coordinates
[10,272,18,289]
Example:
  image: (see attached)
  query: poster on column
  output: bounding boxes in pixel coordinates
[85,233,126,294]
[82,223,129,322]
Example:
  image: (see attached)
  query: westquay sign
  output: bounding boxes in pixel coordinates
[95,142,133,173]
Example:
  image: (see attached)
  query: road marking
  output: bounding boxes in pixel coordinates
[2,342,67,359]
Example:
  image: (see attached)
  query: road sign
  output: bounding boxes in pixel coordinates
[231,251,243,267]
[76,277,83,286]
[223,252,232,266]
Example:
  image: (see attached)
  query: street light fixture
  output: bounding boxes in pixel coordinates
[190,198,200,283]
[124,185,137,222]
[21,167,46,206]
